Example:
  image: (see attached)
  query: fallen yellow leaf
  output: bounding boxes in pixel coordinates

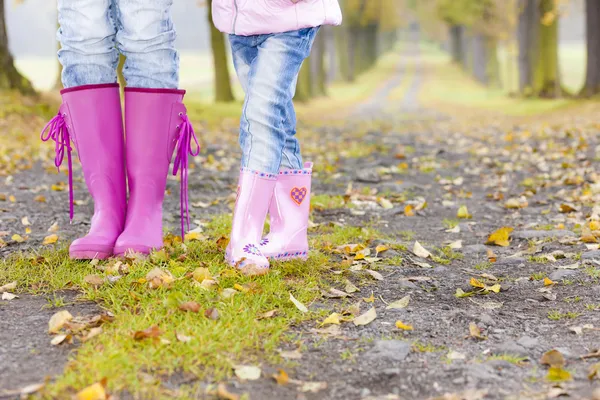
[486,227,513,247]
[395,320,413,331]
[76,381,107,400]
[544,277,555,286]
[404,205,415,217]
[457,205,471,219]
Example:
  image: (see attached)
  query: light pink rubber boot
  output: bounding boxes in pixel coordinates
[114,88,199,256]
[41,83,126,260]
[225,169,277,276]
[260,162,313,260]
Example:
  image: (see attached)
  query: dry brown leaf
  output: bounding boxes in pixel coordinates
[178,301,201,313]
[146,267,174,289]
[205,308,220,320]
[42,234,59,245]
[84,274,104,288]
[48,310,73,334]
[216,383,239,400]
[469,322,486,340]
[540,349,565,368]
[257,309,278,320]
[133,326,163,341]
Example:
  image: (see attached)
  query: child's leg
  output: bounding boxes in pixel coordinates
[225,28,319,275]
[57,0,119,87]
[239,27,319,174]
[115,0,179,89]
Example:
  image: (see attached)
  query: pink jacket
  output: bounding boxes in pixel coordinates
[212,0,342,36]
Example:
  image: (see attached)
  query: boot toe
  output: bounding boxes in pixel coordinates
[70,237,114,260]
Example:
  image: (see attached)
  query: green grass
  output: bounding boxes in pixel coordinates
[474,262,493,271]
[488,354,528,365]
[530,272,546,281]
[0,215,377,398]
[547,310,581,321]
[311,194,347,210]
[442,219,460,230]
[411,341,447,353]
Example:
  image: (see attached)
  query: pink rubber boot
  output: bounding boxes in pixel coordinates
[114,88,199,256]
[41,83,126,260]
[260,162,313,260]
[225,169,277,276]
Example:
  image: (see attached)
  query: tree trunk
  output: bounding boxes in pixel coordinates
[364,24,379,69]
[347,26,359,81]
[294,60,312,102]
[207,0,235,102]
[581,0,600,96]
[324,26,337,84]
[485,37,501,87]
[310,29,327,96]
[471,33,487,84]
[0,0,35,95]
[518,0,538,94]
[449,25,465,64]
[534,0,561,97]
[335,26,351,82]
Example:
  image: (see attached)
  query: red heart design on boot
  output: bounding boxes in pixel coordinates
[290,187,307,205]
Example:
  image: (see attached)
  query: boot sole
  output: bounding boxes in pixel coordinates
[264,250,309,261]
[70,250,112,260]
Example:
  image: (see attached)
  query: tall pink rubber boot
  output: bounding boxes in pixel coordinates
[41,83,126,260]
[114,88,199,256]
[260,162,313,260]
[225,169,277,276]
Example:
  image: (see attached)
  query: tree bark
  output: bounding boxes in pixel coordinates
[518,0,538,94]
[0,0,35,95]
[310,29,327,96]
[449,25,465,64]
[294,60,312,102]
[471,33,488,84]
[335,26,351,82]
[207,0,235,102]
[581,0,600,96]
[534,0,561,97]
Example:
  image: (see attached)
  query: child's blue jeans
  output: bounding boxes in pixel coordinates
[57,0,179,89]
[229,27,319,174]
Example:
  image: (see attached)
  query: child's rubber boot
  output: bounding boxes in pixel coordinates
[41,83,126,260]
[260,162,312,260]
[225,169,277,276]
[114,88,199,256]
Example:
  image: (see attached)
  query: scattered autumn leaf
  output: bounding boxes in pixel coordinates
[48,310,73,334]
[272,369,289,385]
[413,241,431,258]
[42,234,59,245]
[321,312,341,326]
[544,277,555,286]
[395,320,413,331]
[541,349,565,368]
[469,322,486,340]
[486,227,513,247]
[386,295,410,310]
[289,293,308,313]
[353,307,376,326]
[75,380,107,400]
[133,326,163,341]
[179,301,201,313]
[234,365,261,381]
[457,205,471,219]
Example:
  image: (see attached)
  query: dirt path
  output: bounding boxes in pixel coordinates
[2,41,600,400]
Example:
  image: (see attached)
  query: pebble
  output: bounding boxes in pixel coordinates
[462,244,489,255]
[512,230,575,239]
[492,341,529,357]
[495,257,526,266]
[356,169,381,183]
[398,281,418,289]
[548,270,578,281]
[516,336,539,349]
[582,250,600,261]
[366,340,411,362]
[478,313,496,326]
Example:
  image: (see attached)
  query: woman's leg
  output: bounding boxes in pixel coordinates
[57,0,119,87]
[112,0,199,255]
[114,0,179,88]
[44,0,126,260]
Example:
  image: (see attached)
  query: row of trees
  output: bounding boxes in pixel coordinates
[0,0,405,101]
[413,0,600,98]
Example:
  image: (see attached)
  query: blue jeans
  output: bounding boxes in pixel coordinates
[57,0,179,89]
[229,27,319,174]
